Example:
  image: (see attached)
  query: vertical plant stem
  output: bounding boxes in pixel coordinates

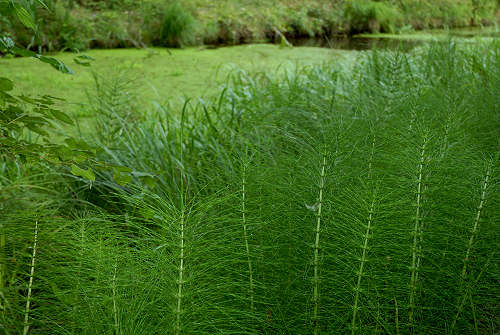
[395,297,400,335]
[176,209,185,335]
[368,134,376,178]
[409,137,427,333]
[460,164,491,282]
[112,258,119,335]
[351,195,376,334]
[175,100,188,335]
[0,224,5,290]
[313,150,327,335]
[241,165,254,312]
[23,220,38,335]
[451,163,491,332]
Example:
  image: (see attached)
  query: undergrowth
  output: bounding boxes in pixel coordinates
[1,41,499,334]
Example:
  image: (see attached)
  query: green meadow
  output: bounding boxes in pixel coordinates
[1,45,345,109]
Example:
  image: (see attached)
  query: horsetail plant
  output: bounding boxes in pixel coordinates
[241,162,255,312]
[351,133,378,334]
[408,135,429,333]
[451,159,493,332]
[312,148,328,335]
[351,194,377,334]
[112,257,119,335]
[175,207,186,335]
[23,220,39,335]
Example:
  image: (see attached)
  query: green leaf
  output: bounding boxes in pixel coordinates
[18,95,38,104]
[113,171,132,186]
[0,36,14,50]
[26,124,49,136]
[38,56,74,74]
[64,138,95,152]
[0,77,13,91]
[49,109,74,125]
[43,95,66,102]
[11,46,37,57]
[113,165,132,173]
[139,175,156,188]
[0,91,17,103]
[13,3,35,30]
[34,0,49,10]
[76,55,95,61]
[71,164,95,182]
[73,58,91,67]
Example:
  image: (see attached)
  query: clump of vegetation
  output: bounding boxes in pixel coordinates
[344,0,403,33]
[160,1,196,47]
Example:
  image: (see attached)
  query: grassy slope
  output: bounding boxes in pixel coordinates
[1,45,348,112]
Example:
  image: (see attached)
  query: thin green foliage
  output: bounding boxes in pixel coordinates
[2,41,500,334]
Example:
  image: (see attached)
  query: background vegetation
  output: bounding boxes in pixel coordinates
[1,0,499,51]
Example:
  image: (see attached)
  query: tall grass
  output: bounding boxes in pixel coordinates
[2,41,499,334]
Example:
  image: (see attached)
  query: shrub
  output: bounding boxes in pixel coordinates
[159,1,196,47]
[344,0,403,34]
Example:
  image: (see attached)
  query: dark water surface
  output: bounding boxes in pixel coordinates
[288,28,499,51]
[291,36,424,51]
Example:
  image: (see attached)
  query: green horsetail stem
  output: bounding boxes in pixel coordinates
[451,161,492,332]
[409,137,428,333]
[23,220,38,335]
[351,134,377,334]
[175,209,186,335]
[351,196,376,334]
[313,150,327,335]
[241,165,255,312]
[112,258,119,335]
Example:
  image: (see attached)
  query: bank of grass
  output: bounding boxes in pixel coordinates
[1,0,499,51]
[1,41,500,334]
[0,44,346,114]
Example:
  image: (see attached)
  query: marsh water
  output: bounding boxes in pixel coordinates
[288,27,500,51]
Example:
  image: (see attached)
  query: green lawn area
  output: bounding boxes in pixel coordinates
[1,44,352,115]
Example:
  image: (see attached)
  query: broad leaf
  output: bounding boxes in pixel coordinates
[38,56,74,74]
[13,3,35,30]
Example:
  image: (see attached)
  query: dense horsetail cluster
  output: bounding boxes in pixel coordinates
[1,42,499,334]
